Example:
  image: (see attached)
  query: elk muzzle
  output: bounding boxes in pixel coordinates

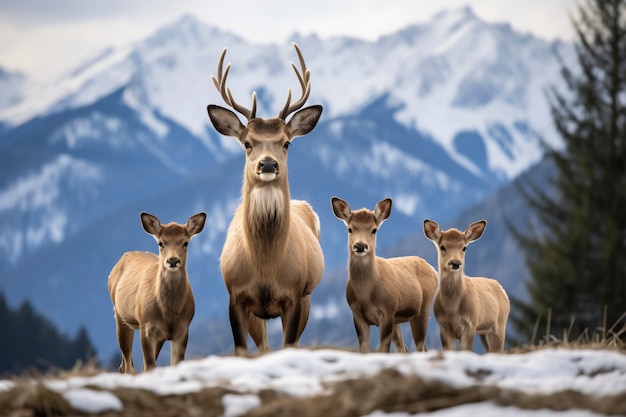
[449,260,462,270]
[353,242,368,255]
[166,258,182,269]
[258,157,279,182]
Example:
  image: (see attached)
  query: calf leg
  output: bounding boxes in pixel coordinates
[170,329,188,366]
[140,326,158,372]
[353,313,371,353]
[410,313,429,352]
[392,324,408,353]
[378,316,394,353]
[115,314,136,374]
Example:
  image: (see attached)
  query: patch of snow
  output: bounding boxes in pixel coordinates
[63,388,123,414]
[35,348,626,417]
[222,394,261,417]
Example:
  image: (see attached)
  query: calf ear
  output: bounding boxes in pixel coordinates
[141,212,161,236]
[207,105,245,138]
[423,219,441,241]
[465,220,487,242]
[331,197,351,223]
[287,105,323,138]
[187,212,207,236]
[374,198,392,224]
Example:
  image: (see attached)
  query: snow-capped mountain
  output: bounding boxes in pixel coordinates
[0,67,29,112]
[0,7,573,359]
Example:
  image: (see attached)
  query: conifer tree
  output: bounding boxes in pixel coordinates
[512,0,626,342]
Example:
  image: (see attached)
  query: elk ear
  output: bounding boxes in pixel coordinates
[374,198,392,224]
[464,220,487,242]
[187,212,207,236]
[331,197,351,223]
[141,212,161,236]
[207,105,245,138]
[287,105,323,138]
[423,219,441,242]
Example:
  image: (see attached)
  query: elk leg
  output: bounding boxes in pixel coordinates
[439,326,455,350]
[459,327,475,351]
[410,306,429,352]
[170,330,189,366]
[378,317,394,353]
[140,326,157,372]
[115,314,136,374]
[228,299,249,355]
[248,314,269,354]
[282,298,302,347]
[487,331,505,352]
[392,324,408,353]
[296,294,311,343]
[479,334,490,352]
[352,313,370,353]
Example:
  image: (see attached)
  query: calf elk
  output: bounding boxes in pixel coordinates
[423,219,509,352]
[108,212,206,373]
[332,197,438,352]
[207,43,324,355]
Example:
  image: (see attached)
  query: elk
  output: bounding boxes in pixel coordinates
[331,197,438,353]
[108,212,206,373]
[206,43,324,355]
[423,219,510,352]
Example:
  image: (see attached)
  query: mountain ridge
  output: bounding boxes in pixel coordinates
[0,7,572,358]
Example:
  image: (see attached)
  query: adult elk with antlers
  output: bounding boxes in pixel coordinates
[207,43,324,355]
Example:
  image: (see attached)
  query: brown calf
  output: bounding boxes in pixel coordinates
[332,197,438,352]
[423,219,509,352]
[108,212,206,372]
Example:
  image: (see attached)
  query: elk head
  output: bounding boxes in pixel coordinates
[207,43,322,186]
[331,197,393,257]
[423,219,486,273]
[140,212,206,272]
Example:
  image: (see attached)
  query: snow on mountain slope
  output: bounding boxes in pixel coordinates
[0,7,577,358]
[0,67,29,112]
[1,9,572,180]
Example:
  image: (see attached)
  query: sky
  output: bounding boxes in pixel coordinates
[0,0,580,81]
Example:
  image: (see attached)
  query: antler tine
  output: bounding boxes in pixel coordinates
[278,43,312,120]
[211,47,257,120]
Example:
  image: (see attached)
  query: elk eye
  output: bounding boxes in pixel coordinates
[462,246,467,252]
[440,245,446,252]
[243,141,252,149]
[372,228,377,235]
[158,242,164,248]
[183,242,189,248]
[347,228,353,234]
[283,141,291,150]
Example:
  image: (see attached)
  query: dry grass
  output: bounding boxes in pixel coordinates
[508,309,626,353]
[2,367,624,417]
[1,312,625,416]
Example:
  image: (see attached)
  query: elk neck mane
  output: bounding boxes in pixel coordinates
[245,184,289,247]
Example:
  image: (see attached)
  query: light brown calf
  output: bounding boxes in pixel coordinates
[207,44,324,355]
[108,212,206,373]
[332,197,438,353]
[423,219,509,352]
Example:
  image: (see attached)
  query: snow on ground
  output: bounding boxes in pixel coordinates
[1,348,625,416]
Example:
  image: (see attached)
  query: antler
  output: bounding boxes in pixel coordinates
[277,43,312,120]
[211,48,257,120]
